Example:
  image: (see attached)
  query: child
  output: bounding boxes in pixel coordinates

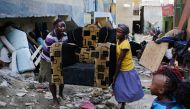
[150,66,185,109]
[38,18,68,105]
[113,24,144,109]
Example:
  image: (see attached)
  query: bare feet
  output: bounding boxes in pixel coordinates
[59,94,63,99]
[53,97,60,105]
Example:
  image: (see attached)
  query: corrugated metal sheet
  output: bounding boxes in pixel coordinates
[0,0,72,18]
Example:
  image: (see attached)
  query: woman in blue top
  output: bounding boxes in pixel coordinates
[150,66,186,109]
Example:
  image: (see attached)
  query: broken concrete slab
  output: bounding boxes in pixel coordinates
[25,103,34,106]
[65,103,73,108]
[0,80,8,87]
[59,106,68,109]
[0,101,7,107]
[44,92,53,100]
[16,92,26,97]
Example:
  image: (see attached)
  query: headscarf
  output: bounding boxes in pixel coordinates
[117,24,130,35]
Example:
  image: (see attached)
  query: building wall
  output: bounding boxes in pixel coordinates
[133,0,141,21]
[0,0,96,27]
[0,0,115,31]
[141,0,161,6]
[162,16,173,33]
[116,0,133,32]
[0,16,66,35]
[0,0,71,18]
[143,6,162,33]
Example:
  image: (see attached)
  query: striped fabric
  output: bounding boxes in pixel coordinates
[41,32,68,62]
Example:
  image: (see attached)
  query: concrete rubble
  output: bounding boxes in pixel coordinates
[0,57,154,109]
[0,101,7,107]
[0,26,154,108]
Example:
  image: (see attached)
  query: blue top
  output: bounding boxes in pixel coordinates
[151,97,186,109]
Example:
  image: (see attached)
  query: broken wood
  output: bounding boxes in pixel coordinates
[139,41,168,72]
[31,45,42,66]
[31,45,42,61]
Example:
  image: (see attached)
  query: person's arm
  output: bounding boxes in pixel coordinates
[178,0,190,30]
[113,49,128,81]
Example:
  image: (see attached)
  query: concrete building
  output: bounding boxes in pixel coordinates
[161,0,174,5]
[116,0,133,31]
[0,0,94,32]
[116,0,141,33]
[141,0,162,33]
[93,0,116,28]
[0,0,116,32]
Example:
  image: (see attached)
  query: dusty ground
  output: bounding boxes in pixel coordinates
[0,58,155,109]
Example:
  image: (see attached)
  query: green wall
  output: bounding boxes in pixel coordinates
[162,16,173,33]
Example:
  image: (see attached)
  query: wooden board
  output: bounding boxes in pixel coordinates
[31,45,42,60]
[139,41,168,72]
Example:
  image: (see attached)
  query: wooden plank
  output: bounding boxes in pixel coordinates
[139,41,168,72]
[31,45,42,61]
[34,55,41,66]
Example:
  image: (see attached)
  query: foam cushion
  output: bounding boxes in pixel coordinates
[16,48,35,73]
[5,27,29,50]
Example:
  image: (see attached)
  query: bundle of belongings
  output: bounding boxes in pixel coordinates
[155,30,190,78]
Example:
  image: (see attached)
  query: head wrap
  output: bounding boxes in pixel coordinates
[117,24,129,35]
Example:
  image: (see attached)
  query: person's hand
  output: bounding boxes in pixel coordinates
[173,28,182,36]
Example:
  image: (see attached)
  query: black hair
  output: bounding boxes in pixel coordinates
[174,80,190,109]
[154,66,182,98]
[53,18,64,27]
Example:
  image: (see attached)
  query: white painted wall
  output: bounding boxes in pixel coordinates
[143,6,162,33]
[116,0,133,32]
